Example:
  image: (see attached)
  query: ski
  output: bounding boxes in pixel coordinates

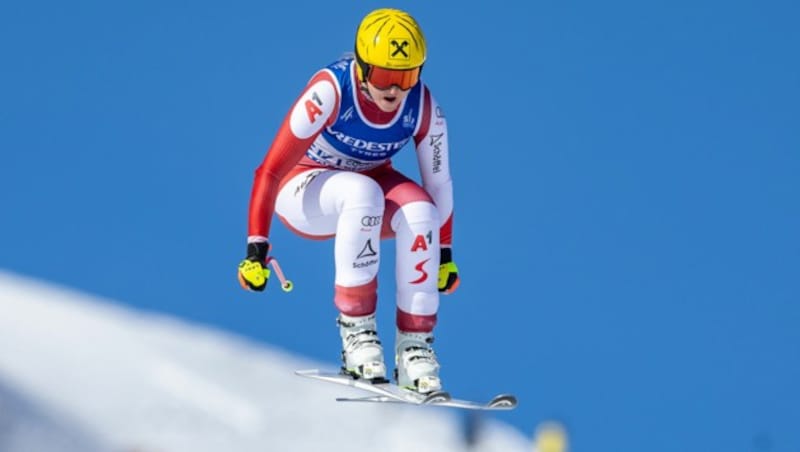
[295,369,517,411]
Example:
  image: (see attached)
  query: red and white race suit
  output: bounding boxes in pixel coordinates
[247,56,453,332]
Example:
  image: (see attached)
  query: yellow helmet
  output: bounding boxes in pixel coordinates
[355,8,426,78]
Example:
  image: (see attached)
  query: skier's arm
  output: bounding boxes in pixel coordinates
[248,71,340,242]
[414,86,454,247]
[413,87,459,294]
[240,71,339,292]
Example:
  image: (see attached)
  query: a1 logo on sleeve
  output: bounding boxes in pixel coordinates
[289,79,336,139]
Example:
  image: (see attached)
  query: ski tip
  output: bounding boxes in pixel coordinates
[295,369,322,377]
[488,394,518,409]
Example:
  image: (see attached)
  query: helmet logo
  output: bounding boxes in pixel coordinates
[389,39,410,60]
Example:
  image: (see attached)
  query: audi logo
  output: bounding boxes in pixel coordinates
[361,216,382,227]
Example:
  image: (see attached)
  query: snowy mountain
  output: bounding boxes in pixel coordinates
[0,271,533,452]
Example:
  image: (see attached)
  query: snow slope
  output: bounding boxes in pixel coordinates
[0,271,532,452]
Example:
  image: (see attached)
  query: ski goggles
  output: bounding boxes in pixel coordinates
[365,65,421,91]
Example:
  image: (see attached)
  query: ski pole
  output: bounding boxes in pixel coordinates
[266,256,294,292]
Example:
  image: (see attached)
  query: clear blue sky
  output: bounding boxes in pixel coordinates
[2,1,798,450]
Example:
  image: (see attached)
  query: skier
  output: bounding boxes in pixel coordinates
[238,8,459,394]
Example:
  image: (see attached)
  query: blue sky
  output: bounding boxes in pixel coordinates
[2,1,799,450]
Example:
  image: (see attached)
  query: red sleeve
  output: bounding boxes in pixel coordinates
[248,71,340,238]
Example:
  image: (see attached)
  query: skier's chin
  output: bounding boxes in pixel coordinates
[376,97,400,112]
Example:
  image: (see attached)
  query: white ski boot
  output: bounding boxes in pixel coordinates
[337,313,387,381]
[394,330,442,394]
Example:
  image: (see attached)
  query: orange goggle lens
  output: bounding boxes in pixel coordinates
[366,66,421,91]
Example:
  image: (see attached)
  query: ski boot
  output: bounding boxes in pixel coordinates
[394,330,442,394]
[338,313,387,382]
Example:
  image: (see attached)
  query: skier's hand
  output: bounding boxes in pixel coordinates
[438,247,460,294]
[238,241,271,292]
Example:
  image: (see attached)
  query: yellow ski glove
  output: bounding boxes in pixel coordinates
[238,241,271,292]
[438,247,460,294]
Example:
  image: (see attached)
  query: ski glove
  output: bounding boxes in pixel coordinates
[438,247,460,294]
[238,241,271,292]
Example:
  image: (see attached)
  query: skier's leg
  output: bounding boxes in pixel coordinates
[373,168,443,393]
[276,168,387,379]
[390,200,440,330]
[390,200,443,393]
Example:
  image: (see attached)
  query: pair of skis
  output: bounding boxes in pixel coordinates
[270,260,516,410]
[296,369,517,411]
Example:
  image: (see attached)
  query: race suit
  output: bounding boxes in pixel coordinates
[247,56,453,332]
